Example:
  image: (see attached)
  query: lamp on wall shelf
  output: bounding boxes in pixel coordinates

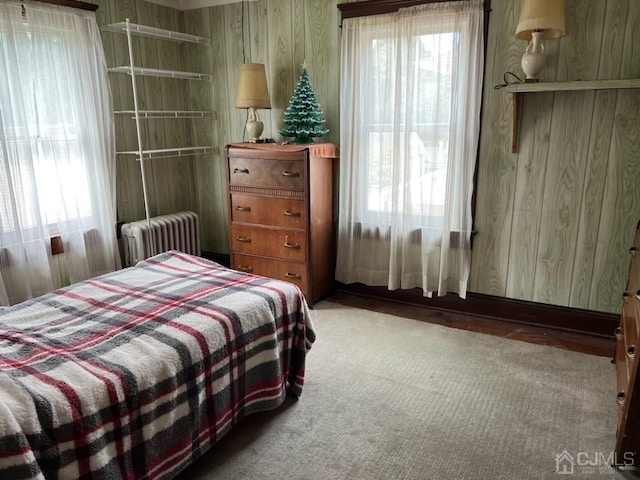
[236,63,271,142]
[515,0,566,82]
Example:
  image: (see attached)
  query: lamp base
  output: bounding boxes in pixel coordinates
[521,30,546,81]
[246,107,264,143]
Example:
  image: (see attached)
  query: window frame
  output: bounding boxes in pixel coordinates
[0,10,98,237]
[338,0,490,244]
[33,0,97,12]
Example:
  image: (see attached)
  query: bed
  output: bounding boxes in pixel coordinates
[0,250,315,479]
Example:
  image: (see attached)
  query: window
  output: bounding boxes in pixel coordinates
[363,31,455,223]
[336,0,485,298]
[0,1,119,306]
[0,25,93,235]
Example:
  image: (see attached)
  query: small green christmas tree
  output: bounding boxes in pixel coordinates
[280,65,329,144]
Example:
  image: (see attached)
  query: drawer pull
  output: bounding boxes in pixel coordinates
[235,236,251,242]
[285,272,302,279]
[282,171,300,178]
[235,206,251,212]
[237,265,253,273]
[234,168,249,174]
[284,241,301,249]
[631,246,638,256]
[283,210,301,217]
[615,326,622,336]
[617,391,626,406]
[628,345,636,358]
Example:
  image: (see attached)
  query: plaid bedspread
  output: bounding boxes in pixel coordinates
[0,251,315,479]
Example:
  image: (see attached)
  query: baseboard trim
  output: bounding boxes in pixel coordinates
[335,282,619,339]
[194,261,619,339]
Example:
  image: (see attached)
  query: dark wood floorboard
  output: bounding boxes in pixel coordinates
[326,291,616,358]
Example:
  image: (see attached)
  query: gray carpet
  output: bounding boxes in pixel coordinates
[180,300,637,479]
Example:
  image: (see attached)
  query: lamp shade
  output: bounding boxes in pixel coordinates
[515,0,566,40]
[235,63,271,109]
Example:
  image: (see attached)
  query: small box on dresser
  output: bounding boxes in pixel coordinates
[224,143,338,305]
[615,219,640,468]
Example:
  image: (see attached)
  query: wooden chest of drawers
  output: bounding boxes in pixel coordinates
[224,144,337,305]
[615,220,640,466]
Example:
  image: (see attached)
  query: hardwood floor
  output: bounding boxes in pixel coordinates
[203,252,615,357]
[326,291,616,358]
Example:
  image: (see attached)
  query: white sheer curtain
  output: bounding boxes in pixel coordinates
[0,1,119,306]
[336,0,484,298]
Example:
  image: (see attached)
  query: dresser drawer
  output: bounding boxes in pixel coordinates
[228,157,306,190]
[231,194,307,229]
[233,253,308,293]
[616,329,629,432]
[628,245,640,297]
[622,295,640,361]
[617,328,630,407]
[230,225,306,262]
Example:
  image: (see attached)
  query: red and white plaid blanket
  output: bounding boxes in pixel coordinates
[0,251,315,479]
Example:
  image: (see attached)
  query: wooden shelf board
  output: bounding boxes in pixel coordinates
[506,79,640,152]
[505,78,640,93]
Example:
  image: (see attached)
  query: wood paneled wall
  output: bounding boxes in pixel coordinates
[93,0,203,233]
[92,0,639,314]
[470,0,640,314]
[183,0,342,254]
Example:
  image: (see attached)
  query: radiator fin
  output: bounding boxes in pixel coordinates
[120,211,201,267]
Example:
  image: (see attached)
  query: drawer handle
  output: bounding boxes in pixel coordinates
[631,246,638,256]
[236,236,251,242]
[628,345,636,358]
[235,206,251,212]
[234,168,249,174]
[617,391,626,406]
[237,265,253,273]
[283,210,301,217]
[282,171,300,177]
[285,272,302,279]
[615,326,622,336]
[284,241,301,249]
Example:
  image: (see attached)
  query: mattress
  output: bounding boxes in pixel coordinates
[0,250,315,479]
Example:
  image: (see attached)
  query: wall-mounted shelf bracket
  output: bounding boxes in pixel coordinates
[503,79,640,153]
[117,146,214,160]
[114,110,216,119]
[108,66,211,81]
[102,21,210,45]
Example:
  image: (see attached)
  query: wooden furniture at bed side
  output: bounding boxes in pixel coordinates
[225,144,337,305]
[615,219,640,467]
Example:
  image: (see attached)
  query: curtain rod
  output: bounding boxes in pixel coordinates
[338,0,489,21]
[33,0,98,12]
